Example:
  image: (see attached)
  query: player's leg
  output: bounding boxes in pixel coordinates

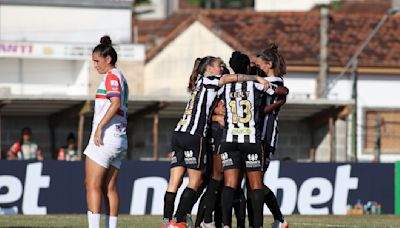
[174,168,203,223]
[102,165,120,228]
[233,171,246,228]
[85,156,107,228]
[202,153,223,225]
[221,168,240,227]
[162,166,186,227]
[244,143,265,228]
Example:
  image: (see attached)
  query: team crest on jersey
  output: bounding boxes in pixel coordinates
[110,80,119,90]
[246,153,261,168]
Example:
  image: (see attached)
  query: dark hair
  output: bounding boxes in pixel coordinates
[187,56,217,92]
[67,133,76,142]
[249,66,267,77]
[258,43,286,77]
[21,127,32,135]
[229,51,250,74]
[92,35,118,65]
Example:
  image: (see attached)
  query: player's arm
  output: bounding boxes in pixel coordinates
[264,96,287,113]
[219,74,270,90]
[212,114,225,126]
[94,97,121,146]
[94,73,122,146]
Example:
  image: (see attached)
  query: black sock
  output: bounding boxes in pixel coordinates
[233,188,246,228]
[247,189,254,227]
[195,191,207,227]
[221,186,235,227]
[264,187,284,223]
[251,189,264,227]
[214,191,223,228]
[175,187,197,223]
[204,178,221,223]
[163,191,176,220]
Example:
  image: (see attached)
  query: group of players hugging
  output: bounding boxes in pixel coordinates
[162,44,290,228]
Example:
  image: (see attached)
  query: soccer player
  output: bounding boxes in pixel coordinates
[163,57,270,228]
[249,44,289,228]
[219,51,285,228]
[84,35,129,228]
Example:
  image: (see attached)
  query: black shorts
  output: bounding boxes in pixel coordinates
[219,142,265,172]
[170,131,207,170]
[207,121,224,155]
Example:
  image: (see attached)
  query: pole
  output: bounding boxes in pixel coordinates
[374,114,382,163]
[324,8,399,97]
[153,112,159,160]
[317,7,329,98]
[351,59,358,162]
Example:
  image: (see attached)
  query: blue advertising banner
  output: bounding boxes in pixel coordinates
[0,161,394,215]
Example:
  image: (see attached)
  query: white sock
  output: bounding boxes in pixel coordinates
[108,216,118,228]
[87,211,100,228]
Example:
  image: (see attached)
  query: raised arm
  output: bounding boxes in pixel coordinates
[219,74,270,91]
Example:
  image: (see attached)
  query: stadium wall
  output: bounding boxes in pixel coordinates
[0,161,395,215]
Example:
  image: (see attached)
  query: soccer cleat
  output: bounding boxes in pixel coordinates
[186,214,195,228]
[168,219,187,228]
[161,218,170,228]
[200,221,216,228]
[271,220,288,228]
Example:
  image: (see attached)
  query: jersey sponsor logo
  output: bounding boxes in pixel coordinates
[230,127,252,135]
[246,153,261,168]
[220,152,233,167]
[110,80,119,90]
[184,150,197,165]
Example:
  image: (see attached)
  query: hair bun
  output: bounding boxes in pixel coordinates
[100,35,112,46]
[269,43,278,52]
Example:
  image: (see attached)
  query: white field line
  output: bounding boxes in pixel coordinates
[291,223,359,227]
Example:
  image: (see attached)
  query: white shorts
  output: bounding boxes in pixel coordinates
[83,143,127,169]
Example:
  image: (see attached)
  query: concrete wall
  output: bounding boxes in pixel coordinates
[0,58,89,96]
[329,73,400,162]
[89,61,144,96]
[144,21,235,97]
[0,5,131,43]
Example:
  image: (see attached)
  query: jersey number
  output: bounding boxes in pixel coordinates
[184,92,197,115]
[228,100,252,124]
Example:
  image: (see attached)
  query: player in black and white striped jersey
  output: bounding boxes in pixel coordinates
[250,44,289,228]
[218,51,278,228]
[163,56,271,228]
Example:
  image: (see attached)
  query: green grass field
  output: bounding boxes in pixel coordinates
[0,215,400,228]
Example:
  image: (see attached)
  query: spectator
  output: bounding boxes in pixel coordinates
[7,127,43,160]
[57,133,79,161]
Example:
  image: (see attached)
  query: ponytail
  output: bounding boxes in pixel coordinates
[188,58,201,92]
[187,56,217,92]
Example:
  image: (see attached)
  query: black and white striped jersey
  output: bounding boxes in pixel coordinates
[260,76,284,144]
[174,75,221,137]
[221,81,264,143]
